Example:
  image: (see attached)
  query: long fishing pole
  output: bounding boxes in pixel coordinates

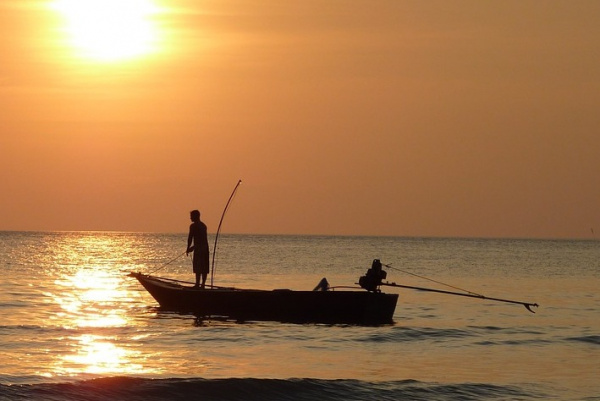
[381,281,539,313]
[211,179,242,287]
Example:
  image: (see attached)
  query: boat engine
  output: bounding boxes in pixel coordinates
[359,259,387,292]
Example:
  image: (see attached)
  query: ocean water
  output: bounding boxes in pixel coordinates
[0,231,598,400]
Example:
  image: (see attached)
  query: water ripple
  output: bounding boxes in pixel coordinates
[355,327,474,343]
[565,335,600,345]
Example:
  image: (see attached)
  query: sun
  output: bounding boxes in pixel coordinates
[52,0,161,62]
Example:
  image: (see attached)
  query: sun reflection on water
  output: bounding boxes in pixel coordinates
[46,234,158,377]
[54,268,129,328]
[57,334,146,375]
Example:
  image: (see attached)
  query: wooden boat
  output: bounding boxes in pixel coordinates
[130,260,398,324]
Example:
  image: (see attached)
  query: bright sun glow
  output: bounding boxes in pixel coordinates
[52,0,160,62]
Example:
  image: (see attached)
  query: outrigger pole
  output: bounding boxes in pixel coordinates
[380,282,539,313]
[211,179,242,287]
[359,260,538,313]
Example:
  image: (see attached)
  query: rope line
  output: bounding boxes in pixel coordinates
[383,263,483,297]
[148,251,187,275]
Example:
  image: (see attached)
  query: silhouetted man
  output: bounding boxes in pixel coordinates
[186,210,210,288]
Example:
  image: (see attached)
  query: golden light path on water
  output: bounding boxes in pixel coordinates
[42,234,159,378]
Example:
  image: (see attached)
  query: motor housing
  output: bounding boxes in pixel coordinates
[359,259,387,292]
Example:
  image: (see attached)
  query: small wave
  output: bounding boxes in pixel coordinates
[469,326,544,335]
[356,327,474,344]
[0,324,113,335]
[566,335,600,345]
[0,377,541,401]
[0,325,56,334]
[474,338,552,347]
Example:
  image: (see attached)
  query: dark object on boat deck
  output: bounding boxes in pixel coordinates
[312,278,329,291]
[359,259,387,292]
[129,262,398,325]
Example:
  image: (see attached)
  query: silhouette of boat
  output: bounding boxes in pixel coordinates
[130,260,398,324]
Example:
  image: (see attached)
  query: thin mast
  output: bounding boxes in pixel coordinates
[211,180,242,287]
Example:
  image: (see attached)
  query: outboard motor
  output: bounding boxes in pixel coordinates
[359,259,387,292]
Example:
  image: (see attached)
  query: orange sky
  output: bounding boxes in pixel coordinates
[1,1,599,238]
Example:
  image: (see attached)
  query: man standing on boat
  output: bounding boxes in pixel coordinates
[186,210,210,289]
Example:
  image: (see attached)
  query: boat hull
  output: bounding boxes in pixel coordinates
[131,273,398,325]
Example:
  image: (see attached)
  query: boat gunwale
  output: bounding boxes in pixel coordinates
[131,272,393,294]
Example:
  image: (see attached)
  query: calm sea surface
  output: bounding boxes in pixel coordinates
[0,232,598,400]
